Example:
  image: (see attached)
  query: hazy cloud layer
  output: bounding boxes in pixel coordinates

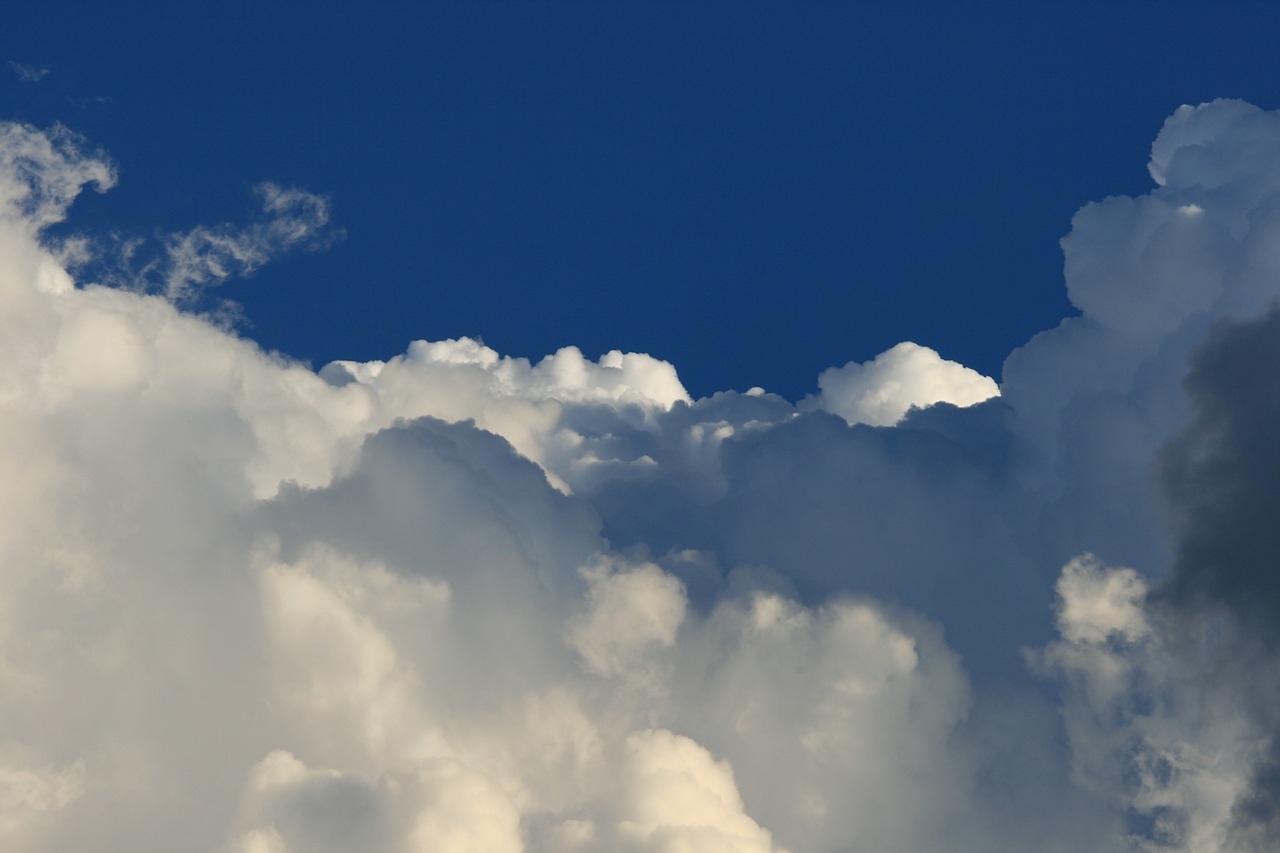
[4,100,1280,851]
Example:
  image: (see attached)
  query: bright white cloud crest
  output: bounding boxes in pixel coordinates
[809,340,999,426]
[5,101,1280,851]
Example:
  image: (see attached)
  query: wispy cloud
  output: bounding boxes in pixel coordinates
[67,180,344,313]
[7,60,49,82]
[0,121,113,229]
[157,181,343,303]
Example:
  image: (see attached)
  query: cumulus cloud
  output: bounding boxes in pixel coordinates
[1031,555,1253,851]
[319,338,690,493]
[7,99,1280,852]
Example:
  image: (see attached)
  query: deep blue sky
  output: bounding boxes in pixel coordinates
[3,2,1279,399]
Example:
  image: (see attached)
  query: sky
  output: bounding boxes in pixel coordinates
[7,3,1280,852]
[3,1,1279,399]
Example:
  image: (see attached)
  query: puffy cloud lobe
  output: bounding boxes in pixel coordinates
[664,586,983,853]
[1031,556,1253,852]
[611,729,779,853]
[808,341,999,427]
[568,559,686,679]
[8,98,1280,853]
[323,336,690,411]
[320,338,690,493]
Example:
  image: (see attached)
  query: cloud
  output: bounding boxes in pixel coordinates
[1148,306,1280,848]
[7,99,1280,851]
[0,122,113,231]
[224,750,525,853]
[1157,308,1280,636]
[156,181,343,304]
[7,62,49,83]
[1030,555,1253,851]
[806,341,999,427]
[1022,100,1280,850]
[320,338,690,494]
[567,558,686,680]
[68,181,342,310]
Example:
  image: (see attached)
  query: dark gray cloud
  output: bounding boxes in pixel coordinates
[1160,308,1280,634]
[1154,308,1280,849]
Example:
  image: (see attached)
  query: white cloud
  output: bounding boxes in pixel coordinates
[7,100,1280,851]
[611,729,781,853]
[320,338,690,493]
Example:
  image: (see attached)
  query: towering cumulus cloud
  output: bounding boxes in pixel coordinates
[3,99,1280,852]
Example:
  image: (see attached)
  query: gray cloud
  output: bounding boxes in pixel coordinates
[1159,309,1280,633]
[1152,308,1280,849]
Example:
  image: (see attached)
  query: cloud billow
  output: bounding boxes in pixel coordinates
[4,100,1280,851]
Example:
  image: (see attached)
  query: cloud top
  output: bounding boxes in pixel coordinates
[809,341,999,426]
